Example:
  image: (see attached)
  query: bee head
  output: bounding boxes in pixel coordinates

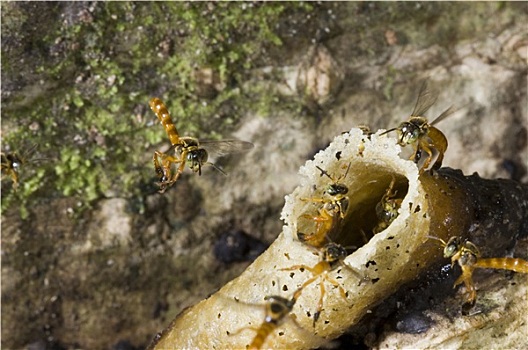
[327,183,348,196]
[187,148,208,174]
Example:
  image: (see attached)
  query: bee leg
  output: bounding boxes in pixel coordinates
[430,142,444,171]
[313,279,326,327]
[163,151,187,187]
[229,325,259,336]
[417,137,443,174]
[300,211,331,243]
[12,174,19,191]
[386,175,398,197]
[296,232,322,247]
[326,276,347,301]
[419,143,435,173]
[461,273,477,314]
[409,142,421,162]
[341,262,369,286]
[172,150,187,181]
[154,151,183,192]
[153,152,167,180]
[301,197,326,204]
[310,210,332,227]
[153,153,169,194]
[281,264,313,273]
[454,266,477,305]
[360,229,371,244]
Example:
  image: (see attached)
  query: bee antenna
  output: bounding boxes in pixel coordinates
[380,128,397,136]
[342,244,358,252]
[342,162,352,180]
[315,166,333,181]
[425,235,447,246]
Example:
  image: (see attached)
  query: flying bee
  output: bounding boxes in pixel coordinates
[281,242,365,326]
[429,236,528,306]
[1,144,47,191]
[149,97,254,193]
[297,164,351,248]
[230,288,304,350]
[382,81,456,173]
[373,176,403,234]
[249,295,296,350]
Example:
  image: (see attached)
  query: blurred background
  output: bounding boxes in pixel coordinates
[1,2,526,349]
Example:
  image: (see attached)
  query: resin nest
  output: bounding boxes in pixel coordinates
[149,127,528,349]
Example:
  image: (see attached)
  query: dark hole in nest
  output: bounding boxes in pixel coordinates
[366,260,377,268]
[330,171,409,250]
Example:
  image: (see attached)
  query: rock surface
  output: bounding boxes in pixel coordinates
[1,3,527,349]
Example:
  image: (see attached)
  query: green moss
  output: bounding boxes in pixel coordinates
[1,2,313,216]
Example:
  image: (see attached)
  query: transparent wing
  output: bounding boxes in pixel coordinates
[23,144,56,163]
[22,143,40,158]
[430,105,457,126]
[199,139,254,158]
[411,80,438,117]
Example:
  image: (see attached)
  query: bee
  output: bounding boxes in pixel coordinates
[430,236,528,306]
[297,164,350,248]
[1,144,46,191]
[281,242,364,326]
[382,81,456,173]
[231,289,302,350]
[149,97,254,193]
[373,176,403,234]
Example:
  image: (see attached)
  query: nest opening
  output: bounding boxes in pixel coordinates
[332,169,409,250]
[294,160,410,256]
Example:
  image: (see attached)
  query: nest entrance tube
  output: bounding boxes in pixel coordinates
[150,127,468,350]
[294,161,410,251]
[150,126,528,350]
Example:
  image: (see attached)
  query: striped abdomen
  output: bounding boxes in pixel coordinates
[474,257,528,273]
[149,97,180,145]
[249,322,276,350]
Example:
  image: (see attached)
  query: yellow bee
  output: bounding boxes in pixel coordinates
[1,144,46,190]
[150,97,254,192]
[431,236,528,306]
[231,287,304,350]
[246,295,297,350]
[373,176,403,234]
[383,82,456,173]
[297,164,350,248]
[281,242,365,326]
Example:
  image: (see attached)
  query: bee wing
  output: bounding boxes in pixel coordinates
[430,105,457,126]
[27,157,54,164]
[411,80,438,117]
[199,139,254,158]
[21,144,55,164]
[22,143,40,157]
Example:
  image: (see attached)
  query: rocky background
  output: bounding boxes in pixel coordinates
[1,2,527,349]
